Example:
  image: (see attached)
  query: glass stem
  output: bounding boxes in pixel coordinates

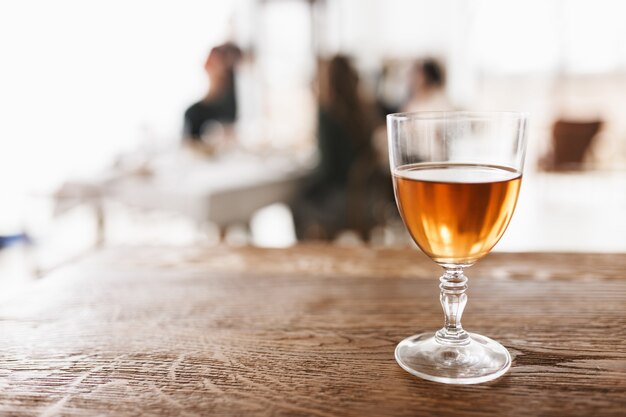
[435,267,470,345]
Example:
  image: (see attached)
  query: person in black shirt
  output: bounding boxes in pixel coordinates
[183,43,241,141]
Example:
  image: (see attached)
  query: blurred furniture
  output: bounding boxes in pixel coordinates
[0,245,623,415]
[541,119,602,171]
[56,150,310,241]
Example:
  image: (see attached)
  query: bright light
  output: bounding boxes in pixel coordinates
[0,0,237,197]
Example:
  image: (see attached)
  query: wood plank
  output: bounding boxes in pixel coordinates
[0,246,624,416]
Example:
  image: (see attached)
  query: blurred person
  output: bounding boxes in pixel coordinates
[403,58,452,113]
[183,43,241,144]
[291,55,381,240]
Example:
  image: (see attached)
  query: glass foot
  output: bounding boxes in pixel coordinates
[395,331,511,384]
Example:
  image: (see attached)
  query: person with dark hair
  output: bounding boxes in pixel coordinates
[421,59,444,87]
[183,43,241,142]
[403,58,452,113]
[292,55,378,240]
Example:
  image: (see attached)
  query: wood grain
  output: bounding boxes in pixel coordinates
[0,245,624,416]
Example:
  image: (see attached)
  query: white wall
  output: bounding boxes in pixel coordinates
[0,0,239,193]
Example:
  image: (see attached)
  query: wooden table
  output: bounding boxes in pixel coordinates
[0,246,624,416]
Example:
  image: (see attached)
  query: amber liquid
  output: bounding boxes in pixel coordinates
[393,163,522,265]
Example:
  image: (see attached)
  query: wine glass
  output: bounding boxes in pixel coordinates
[387,111,528,384]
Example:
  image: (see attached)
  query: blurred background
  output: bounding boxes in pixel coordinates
[1,0,625,285]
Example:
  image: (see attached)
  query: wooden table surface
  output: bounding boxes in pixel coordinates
[0,245,624,416]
